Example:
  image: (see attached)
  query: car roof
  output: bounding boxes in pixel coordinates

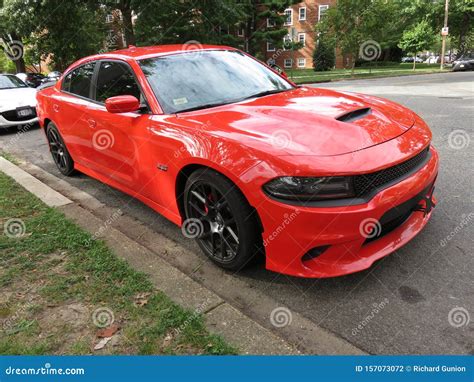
[64,44,238,75]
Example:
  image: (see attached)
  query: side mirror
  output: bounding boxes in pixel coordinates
[105,95,140,113]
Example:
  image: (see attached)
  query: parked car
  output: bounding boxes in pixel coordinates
[0,74,38,128]
[15,72,46,87]
[452,53,474,72]
[41,71,62,84]
[36,46,439,278]
[401,56,423,63]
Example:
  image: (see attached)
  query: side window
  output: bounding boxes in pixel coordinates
[95,61,142,103]
[65,62,95,98]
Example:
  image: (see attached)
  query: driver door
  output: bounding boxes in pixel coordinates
[86,60,151,193]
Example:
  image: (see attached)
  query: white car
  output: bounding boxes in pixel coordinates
[0,74,38,128]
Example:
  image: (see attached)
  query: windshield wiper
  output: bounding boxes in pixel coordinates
[241,88,289,101]
[177,101,236,113]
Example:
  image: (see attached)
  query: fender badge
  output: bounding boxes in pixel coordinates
[157,164,168,172]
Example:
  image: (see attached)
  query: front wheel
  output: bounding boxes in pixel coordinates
[183,169,261,271]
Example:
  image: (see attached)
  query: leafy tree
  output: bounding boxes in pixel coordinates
[316,0,396,74]
[5,0,106,71]
[398,20,435,69]
[134,0,247,47]
[0,0,27,72]
[312,37,335,71]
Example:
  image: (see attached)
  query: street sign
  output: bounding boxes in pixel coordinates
[441,27,449,36]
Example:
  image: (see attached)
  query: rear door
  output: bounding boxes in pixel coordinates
[53,61,97,163]
[85,60,152,193]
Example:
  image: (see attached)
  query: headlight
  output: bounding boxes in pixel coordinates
[263,176,355,202]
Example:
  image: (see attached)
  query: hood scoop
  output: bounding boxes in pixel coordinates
[336,107,372,123]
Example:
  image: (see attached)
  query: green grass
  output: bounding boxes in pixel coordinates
[0,171,236,355]
[287,63,449,84]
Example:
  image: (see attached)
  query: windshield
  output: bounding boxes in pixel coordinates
[0,75,28,89]
[139,50,294,114]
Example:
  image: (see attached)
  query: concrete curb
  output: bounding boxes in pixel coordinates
[1,155,366,355]
[0,156,297,355]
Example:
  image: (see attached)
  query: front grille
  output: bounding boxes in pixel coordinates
[354,146,430,197]
[1,107,37,122]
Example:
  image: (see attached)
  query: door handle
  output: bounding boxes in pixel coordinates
[88,119,97,128]
[53,104,59,112]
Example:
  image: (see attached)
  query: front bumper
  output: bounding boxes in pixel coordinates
[259,146,439,278]
[0,107,38,128]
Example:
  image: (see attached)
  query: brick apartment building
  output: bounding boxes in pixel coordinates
[104,1,342,71]
[264,0,337,70]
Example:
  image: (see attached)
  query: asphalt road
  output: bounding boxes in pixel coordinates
[1,71,473,354]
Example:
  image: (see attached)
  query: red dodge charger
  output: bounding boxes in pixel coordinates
[36,45,439,278]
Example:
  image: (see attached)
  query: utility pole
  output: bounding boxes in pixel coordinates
[440,0,450,70]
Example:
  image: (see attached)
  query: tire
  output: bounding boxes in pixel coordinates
[183,168,262,271]
[46,122,75,176]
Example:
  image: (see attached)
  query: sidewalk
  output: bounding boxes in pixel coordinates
[0,155,365,355]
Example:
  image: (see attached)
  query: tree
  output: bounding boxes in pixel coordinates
[312,37,335,71]
[398,20,435,70]
[0,0,27,73]
[134,0,247,47]
[316,0,396,75]
[6,0,106,71]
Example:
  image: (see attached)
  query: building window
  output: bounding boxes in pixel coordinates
[299,7,307,21]
[267,18,276,27]
[297,58,306,68]
[106,14,113,23]
[284,59,293,68]
[298,33,306,46]
[319,5,329,21]
[284,9,293,26]
[237,25,245,37]
[267,42,276,52]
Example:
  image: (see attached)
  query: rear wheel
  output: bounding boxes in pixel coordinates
[46,122,75,176]
[183,168,261,271]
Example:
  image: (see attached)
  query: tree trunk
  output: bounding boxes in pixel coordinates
[120,2,135,47]
[413,54,416,71]
[13,58,26,73]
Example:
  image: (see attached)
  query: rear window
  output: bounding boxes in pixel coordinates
[62,62,96,99]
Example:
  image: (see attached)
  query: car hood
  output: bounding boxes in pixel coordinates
[178,87,417,156]
[0,87,37,111]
